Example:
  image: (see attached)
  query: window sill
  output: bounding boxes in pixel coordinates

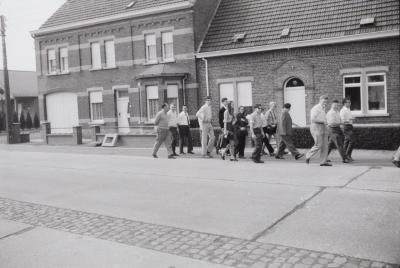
[143,61,159,66]
[160,59,176,64]
[46,72,58,76]
[89,120,105,125]
[354,113,389,118]
[103,66,118,70]
[59,71,71,75]
[89,68,103,72]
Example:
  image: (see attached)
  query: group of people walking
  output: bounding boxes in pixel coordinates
[152,94,363,166]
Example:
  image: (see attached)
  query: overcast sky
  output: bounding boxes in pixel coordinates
[0,0,66,71]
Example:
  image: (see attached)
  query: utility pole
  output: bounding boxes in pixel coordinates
[0,15,13,144]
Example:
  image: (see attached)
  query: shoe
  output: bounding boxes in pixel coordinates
[343,159,350,163]
[152,154,158,158]
[221,154,225,160]
[168,155,176,159]
[207,152,214,158]
[295,153,304,160]
[238,155,246,159]
[306,158,310,164]
[320,162,332,166]
[347,157,354,162]
[230,158,238,162]
[262,151,268,155]
[173,153,179,156]
[269,153,276,157]
[283,151,289,155]
[188,151,194,154]
[180,152,186,155]
[326,159,332,162]
[253,159,264,164]
[275,155,284,159]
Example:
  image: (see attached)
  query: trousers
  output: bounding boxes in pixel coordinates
[201,122,215,156]
[178,125,193,153]
[152,128,172,156]
[251,128,263,161]
[169,126,179,154]
[343,124,354,158]
[328,126,346,161]
[306,123,329,164]
[277,135,300,157]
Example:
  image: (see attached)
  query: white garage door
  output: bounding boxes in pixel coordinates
[46,92,79,134]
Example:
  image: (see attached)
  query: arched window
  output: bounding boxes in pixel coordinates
[285,78,304,87]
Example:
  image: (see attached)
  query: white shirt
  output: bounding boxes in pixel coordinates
[178,111,190,126]
[326,109,342,126]
[310,103,327,124]
[340,106,354,124]
[167,110,179,127]
[261,113,268,127]
[196,104,212,123]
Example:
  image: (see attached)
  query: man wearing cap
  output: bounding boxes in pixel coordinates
[305,95,331,166]
[250,104,265,163]
[196,96,215,158]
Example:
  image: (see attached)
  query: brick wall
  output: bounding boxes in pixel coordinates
[197,38,400,125]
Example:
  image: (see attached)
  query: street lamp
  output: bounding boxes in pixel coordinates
[0,15,14,143]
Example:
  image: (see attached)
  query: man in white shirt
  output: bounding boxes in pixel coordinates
[196,96,215,157]
[178,105,194,154]
[340,98,355,161]
[327,100,349,163]
[306,95,331,166]
[167,104,179,156]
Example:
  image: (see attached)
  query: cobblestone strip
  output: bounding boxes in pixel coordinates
[0,198,397,268]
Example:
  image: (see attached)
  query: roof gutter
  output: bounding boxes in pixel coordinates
[196,30,400,58]
[31,2,193,37]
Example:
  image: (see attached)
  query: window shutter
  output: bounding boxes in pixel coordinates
[167,85,178,98]
[146,86,159,99]
[105,40,116,67]
[237,82,252,107]
[90,91,103,103]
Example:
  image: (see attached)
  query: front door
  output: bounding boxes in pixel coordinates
[46,92,79,133]
[116,90,130,134]
[284,86,306,127]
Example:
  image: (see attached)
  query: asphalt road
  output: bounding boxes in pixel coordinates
[0,144,399,268]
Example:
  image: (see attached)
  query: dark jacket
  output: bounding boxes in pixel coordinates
[278,110,293,136]
[235,112,249,136]
[219,106,226,128]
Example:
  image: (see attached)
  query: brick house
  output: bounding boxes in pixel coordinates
[31,0,220,134]
[196,0,400,127]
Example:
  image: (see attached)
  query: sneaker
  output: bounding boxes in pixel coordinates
[168,155,176,159]
[295,153,304,160]
[320,162,332,166]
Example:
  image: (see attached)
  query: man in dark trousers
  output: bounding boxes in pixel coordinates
[250,104,265,163]
[275,103,304,160]
[235,106,249,158]
[178,105,194,154]
[216,97,228,154]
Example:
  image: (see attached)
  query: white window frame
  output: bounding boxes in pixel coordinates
[218,80,253,111]
[47,49,57,74]
[343,74,363,116]
[88,89,104,124]
[90,42,102,70]
[342,70,388,116]
[366,72,387,114]
[104,40,116,68]
[146,85,159,121]
[166,84,179,113]
[161,31,174,62]
[145,33,157,64]
[59,47,69,73]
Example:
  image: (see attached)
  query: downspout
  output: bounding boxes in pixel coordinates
[202,58,210,97]
[138,81,143,123]
[182,74,187,105]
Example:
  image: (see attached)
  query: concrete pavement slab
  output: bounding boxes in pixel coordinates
[347,167,400,192]
[0,219,31,238]
[0,226,230,268]
[258,188,400,264]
